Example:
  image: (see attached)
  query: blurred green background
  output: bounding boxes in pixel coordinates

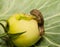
[0,0,60,47]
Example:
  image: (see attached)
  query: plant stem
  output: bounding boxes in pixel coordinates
[0,21,14,47]
[0,23,7,32]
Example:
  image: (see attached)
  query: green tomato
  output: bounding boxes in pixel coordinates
[8,13,40,47]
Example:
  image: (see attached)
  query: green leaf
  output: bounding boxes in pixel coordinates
[0,33,7,38]
[9,31,26,40]
[0,0,60,47]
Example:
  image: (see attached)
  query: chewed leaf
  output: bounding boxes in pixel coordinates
[9,31,26,40]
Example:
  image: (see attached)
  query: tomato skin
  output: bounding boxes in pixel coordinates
[8,14,40,47]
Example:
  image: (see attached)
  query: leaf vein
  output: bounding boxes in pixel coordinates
[44,13,60,20]
[22,0,35,12]
[45,32,60,35]
[0,0,15,17]
[45,21,60,27]
[43,36,60,47]
[45,25,60,30]
[39,1,49,10]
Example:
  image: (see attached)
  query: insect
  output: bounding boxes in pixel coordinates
[30,9,44,36]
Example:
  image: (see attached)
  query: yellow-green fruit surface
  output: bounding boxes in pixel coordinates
[8,14,40,47]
